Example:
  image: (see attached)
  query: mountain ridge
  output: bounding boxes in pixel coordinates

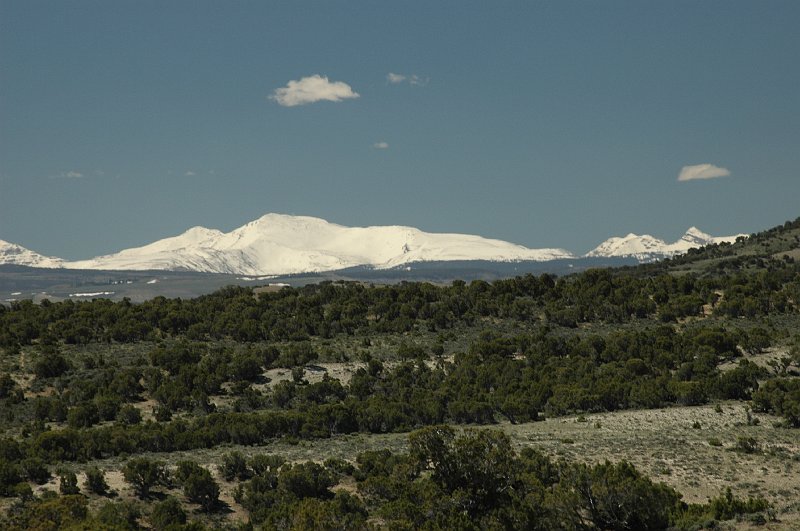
[1,214,746,275]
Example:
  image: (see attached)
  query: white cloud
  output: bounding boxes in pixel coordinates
[270,75,359,107]
[387,72,428,86]
[50,170,84,179]
[184,170,196,176]
[677,163,731,182]
[373,141,389,149]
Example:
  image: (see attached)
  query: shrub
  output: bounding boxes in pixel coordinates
[67,403,100,429]
[278,462,335,500]
[85,466,109,495]
[20,457,50,484]
[59,470,80,495]
[735,436,760,454]
[116,405,142,425]
[290,493,369,531]
[95,500,141,529]
[709,489,769,520]
[175,461,220,512]
[150,496,187,530]
[34,351,69,379]
[94,395,122,421]
[0,459,22,497]
[220,451,250,482]
[249,454,285,476]
[324,457,355,477]
[676,488,771,527]
[557,461,682,530]
[0,373,16,398]
[122,458,168,499]
[11,495,88,529]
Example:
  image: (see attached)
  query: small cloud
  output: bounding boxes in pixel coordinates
[51,170,84,179]
[387,72,428,86]
[373,141,389,149]
[678,163,731,182]
[270,75,359,107]
[184,170,196,176]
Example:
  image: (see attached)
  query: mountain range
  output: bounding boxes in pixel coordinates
[0,214,746,276]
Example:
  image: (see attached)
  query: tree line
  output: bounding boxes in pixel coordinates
[1,249,798,347]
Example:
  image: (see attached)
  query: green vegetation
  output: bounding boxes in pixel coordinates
[84,466,109,496]
[0,216,798,528]
[0,428,777,530]
[122,458,169,499]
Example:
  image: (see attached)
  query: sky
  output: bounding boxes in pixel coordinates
[1,0,799,260]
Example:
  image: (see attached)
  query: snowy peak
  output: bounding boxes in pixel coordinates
[139,226,226,251]
[678,227,713,246]
[585,233,668,259]
[666,227,746,255]
[0,239,64,268]
[586,227,746,260]
[685,226,709,237]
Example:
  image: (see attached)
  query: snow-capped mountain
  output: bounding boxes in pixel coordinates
[0,216,748,275]
[62,214,575,275]
[585,233,668,260]
[585,227,745,261]
[0,239,64,268]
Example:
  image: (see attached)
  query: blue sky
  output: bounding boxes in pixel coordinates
[1,1,799,259]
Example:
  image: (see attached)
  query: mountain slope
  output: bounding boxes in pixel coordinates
[64,214,575,275]
[586,227,746,261]
[0,240,64,268]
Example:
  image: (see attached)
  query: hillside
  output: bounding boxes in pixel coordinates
[649,216,800,275]
[0,216,798,529]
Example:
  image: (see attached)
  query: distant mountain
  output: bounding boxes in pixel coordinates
[585,227,746,261]
[61,214,575,275]
[0,216,749,275]
[0,239,64,268]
